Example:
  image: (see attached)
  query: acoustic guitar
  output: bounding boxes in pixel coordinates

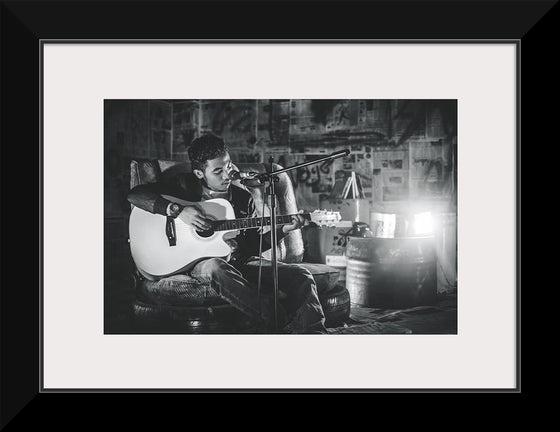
[129,196,341,278]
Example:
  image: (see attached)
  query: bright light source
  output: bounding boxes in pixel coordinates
[413,211,433,236]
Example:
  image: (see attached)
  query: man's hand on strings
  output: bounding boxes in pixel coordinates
[282,210,309,233]
[178,205,212,231]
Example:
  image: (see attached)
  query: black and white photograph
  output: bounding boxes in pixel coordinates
[104,99,458,335]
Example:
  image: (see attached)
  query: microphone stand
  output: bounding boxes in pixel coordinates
[250,149,350,333]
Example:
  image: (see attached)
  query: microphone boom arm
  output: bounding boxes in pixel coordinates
[254,150,350,182]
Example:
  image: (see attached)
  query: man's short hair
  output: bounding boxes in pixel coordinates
[188,133,229,171]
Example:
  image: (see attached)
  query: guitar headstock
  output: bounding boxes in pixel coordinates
[309,210,341,228]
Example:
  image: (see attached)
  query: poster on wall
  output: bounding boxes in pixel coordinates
[409,140,454,200]
[381,170,410,201]
[199,100,257,149]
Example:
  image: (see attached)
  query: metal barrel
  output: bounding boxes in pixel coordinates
[346,236,437,308]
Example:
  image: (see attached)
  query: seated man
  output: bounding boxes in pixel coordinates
[127,133,328,334]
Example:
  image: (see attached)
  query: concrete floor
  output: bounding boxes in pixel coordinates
[345,294,457,334]
[106,276,457,335]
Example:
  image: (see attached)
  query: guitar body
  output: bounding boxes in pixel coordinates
[129,197,236,278]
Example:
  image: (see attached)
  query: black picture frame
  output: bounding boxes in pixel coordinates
[1,0,554,424]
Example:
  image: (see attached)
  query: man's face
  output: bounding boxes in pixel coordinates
[194,152,233,192]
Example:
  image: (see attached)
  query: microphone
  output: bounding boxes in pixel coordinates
[228,169,259,181]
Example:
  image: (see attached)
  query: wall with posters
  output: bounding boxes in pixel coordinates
[105,99,457,218]
[173,99,456,213]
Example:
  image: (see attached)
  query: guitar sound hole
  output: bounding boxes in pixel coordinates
[196,229,215,238]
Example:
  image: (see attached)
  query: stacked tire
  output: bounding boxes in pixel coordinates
[320,284,351,328]
[132,271,254,334]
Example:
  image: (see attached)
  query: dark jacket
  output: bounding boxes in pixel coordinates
[127,172,286,265]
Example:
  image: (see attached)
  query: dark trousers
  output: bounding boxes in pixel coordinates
[190,257,326,333]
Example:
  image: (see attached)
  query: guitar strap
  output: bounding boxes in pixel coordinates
[165,216,177,246]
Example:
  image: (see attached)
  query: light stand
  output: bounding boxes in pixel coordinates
[251,149,350,332]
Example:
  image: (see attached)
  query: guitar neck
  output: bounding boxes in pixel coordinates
[213,213,311,232]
